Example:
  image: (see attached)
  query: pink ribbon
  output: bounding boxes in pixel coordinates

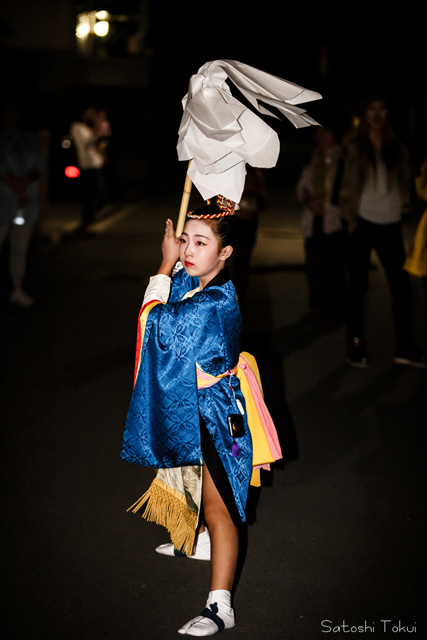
[238,355,282,462]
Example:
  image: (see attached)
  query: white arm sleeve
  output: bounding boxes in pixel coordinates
[142,274,171,306]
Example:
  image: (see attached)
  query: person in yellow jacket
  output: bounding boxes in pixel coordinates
[404,159,427,323]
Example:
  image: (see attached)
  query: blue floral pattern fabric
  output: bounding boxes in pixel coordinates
[121,268,253,521]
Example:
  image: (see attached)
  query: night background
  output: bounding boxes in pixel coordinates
[1,1,426,201]
[1,2,426,640]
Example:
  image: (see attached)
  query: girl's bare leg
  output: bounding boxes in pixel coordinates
[202,463,238,591]
[178,464,237,635]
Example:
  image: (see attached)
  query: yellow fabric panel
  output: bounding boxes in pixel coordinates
[250,468,261,487]
[235,364,275,468]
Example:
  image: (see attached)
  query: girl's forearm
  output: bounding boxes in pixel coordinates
[157,260,176,276]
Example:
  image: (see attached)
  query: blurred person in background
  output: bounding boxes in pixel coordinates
[230,165,266,306]
[404,158,427,327]
[70,106,111,237]
[340,97,425,368]
[296,124,346,326]
[93,108,112,164]
[0,104,44,306]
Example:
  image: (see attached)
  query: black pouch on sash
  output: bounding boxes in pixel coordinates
[227,414,245,438]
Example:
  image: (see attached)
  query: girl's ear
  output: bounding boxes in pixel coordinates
[219,245,233,261]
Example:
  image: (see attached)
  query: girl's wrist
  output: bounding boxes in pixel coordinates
[157,260,176,276]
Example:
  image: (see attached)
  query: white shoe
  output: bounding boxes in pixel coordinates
[155,529,210,561]
[10,289,34,307]
[178,599,235,636]
[155,543,186,558]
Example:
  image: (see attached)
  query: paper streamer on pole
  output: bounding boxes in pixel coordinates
[177,59,322,204]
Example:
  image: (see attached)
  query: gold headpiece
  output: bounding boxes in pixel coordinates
[187,195,235,219]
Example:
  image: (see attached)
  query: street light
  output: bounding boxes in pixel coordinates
[94,20,109,37]
[76,15,90,39]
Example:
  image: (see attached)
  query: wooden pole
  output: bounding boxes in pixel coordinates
[176,160,193,236]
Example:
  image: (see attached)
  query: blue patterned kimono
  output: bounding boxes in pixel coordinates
[121,267,253,522]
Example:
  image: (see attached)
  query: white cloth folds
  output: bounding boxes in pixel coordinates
[177,59,321,202]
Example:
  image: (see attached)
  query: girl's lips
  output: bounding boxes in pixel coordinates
[184,261,194,267]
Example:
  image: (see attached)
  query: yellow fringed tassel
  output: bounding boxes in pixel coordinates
[127,478,198,556]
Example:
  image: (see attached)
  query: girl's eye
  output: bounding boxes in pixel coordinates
[179,238,186,244]
[196,241,205,246]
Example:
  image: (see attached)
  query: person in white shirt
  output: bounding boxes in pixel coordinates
[340,97,425,368]
[70,106,110,235]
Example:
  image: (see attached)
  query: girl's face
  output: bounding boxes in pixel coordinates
[179,219,232,289]
[365,101,388,131]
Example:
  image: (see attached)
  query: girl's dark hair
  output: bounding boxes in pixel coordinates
[186,203,237,251]
[357,96,404,185]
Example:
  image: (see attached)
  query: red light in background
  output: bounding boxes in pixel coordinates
[65,166,80,178]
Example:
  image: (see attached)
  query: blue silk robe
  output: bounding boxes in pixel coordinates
[121,267,253,521]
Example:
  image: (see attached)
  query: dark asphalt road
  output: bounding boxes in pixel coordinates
[1,190,426,640]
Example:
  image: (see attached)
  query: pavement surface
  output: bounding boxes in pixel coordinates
[1,188,426,640]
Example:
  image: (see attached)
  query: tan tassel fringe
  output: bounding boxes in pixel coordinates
[127,478,198,556]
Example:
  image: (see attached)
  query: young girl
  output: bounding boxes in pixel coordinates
[121,197,281,636]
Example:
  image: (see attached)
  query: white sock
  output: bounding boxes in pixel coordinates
[178,590,235,636]
[206,590,231,608]
[194,529,210,549]
[188,529,211,561]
